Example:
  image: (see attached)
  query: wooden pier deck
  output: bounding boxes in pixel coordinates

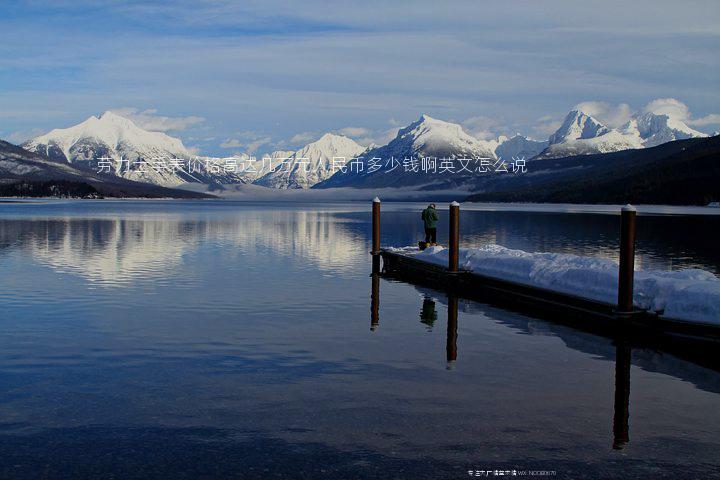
[378,249,720,352]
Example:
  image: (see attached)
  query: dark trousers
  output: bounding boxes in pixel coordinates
[424,227,436,244]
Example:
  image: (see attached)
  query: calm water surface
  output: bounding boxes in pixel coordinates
[0,200,718,479]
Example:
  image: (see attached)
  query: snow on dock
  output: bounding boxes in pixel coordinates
[387,244,720,325]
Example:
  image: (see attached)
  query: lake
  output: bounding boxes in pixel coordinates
[0,200,718,479]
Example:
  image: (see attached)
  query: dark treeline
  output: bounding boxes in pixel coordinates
[0,180,103,199]
[466,135,720,206]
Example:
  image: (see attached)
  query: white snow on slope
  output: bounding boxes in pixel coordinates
[619,112,707,148]
[549,110,610,144]
[494,134,548,161]
[388,244,720,324]
[22,111,256,187]
[401,114,497,159]
[536,109,708,159]
[254,134,365,189]
[25,111,189,160]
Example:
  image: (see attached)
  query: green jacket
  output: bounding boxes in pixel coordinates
[421,207,439,229]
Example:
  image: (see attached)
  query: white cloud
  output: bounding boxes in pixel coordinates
[4,128,45,144]
[642,98,720,128]
[289,132,317,144]
[463,116,502,140]
[220,138,243,148]
[336,126,371,137]
[687,113,720,126]
[533,116,562,137]
[354,128,399,148]
[243,136,272,155]
[642,98,691,121]
[110,108,205,132]
[574,101,633,127]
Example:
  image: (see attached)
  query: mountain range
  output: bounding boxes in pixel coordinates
[22,111,253,187]
[534,109,707,160]
[11,106,715,194]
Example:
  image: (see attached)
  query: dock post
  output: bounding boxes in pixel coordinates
[449,201,460,272]
[372,197,381,273]
[617,204,637,315]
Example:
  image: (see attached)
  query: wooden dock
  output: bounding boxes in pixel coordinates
[370,199,720,357]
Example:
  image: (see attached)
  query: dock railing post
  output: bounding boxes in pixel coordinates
[617,204,637,315]
[371,197,381,273]
[449,201,460,272]
[372,197,381,255]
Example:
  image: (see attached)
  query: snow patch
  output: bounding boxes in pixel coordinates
[387,244,720,324]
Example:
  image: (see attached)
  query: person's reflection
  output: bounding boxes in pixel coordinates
[613,340,632,450]
[446,295,459,369]
[370,272,380,331]
[419,297,438,331]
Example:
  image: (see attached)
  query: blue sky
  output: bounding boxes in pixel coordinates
[1,0,719,156]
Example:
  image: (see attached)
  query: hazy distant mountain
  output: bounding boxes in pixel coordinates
[494,134,548,161]
[23,112,252,187]
[0,139,211,198]
[535,109,707,159]
[254,134,365,189]
[315,114,497,189]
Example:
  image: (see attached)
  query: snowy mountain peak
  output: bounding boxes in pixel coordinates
[549,110,610,145]
[620,112,707,147]
[536,107,709,160]
[311,132,362,150]
[26,111,189,159]
[22,111,203,186]
[395,114,495,158]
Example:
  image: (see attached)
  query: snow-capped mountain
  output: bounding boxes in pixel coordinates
[548,110,609,144]
[618,112,707,147]
[535,109,707,159]
[391,114,497,159]
[0,139,209,198]
[494,134,548,161]
[22,111,251,186]
[315,114,498,189]
[254,134,365,189]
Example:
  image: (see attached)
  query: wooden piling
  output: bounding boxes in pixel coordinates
[372,197,381,255]
[446,295,458,366]
[617,205,637,315]
[449,201,460,272]
[612,341,631,449]
[370,272,380,331]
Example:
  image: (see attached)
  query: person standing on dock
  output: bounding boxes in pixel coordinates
[421,204,439,246]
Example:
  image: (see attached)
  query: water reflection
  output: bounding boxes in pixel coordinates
[419,297,438,331]
[0,202,718,477]
[613,340,632,450]
[0,211,363,286]
[446,295,458,368]
[368,273,719,454]
[370,272,380,331]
